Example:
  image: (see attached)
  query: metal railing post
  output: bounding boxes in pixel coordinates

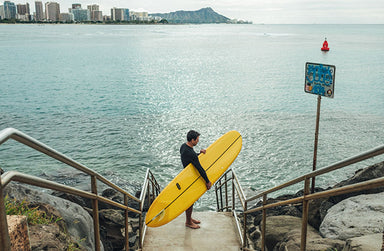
[0,175,11,251]
[225,172,228,211]
[243,201,247,249]
[301,178,311,251]
[91,176,101,251]
[124,194,129,251]
[146,182,150,210]
[261,194,267,251]
[219,179,223,211]
[139,183,146,249]
[232,171,235,211]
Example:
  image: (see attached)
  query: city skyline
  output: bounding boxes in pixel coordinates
[2,0,384,24]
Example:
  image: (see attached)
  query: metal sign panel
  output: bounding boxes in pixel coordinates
[305,62,336,98]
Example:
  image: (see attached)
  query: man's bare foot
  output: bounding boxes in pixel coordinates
[192,219,201,224]
[185,222,200,229]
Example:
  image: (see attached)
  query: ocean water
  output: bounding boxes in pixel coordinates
[1,24,383,210]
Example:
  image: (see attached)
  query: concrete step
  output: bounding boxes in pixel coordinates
[143,211,241,250]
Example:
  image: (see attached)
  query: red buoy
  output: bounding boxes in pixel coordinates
[321,38,329,51]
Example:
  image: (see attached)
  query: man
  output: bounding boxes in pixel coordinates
[180,130,212,229]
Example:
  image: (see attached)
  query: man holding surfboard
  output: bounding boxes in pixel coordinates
[180,130,212,229]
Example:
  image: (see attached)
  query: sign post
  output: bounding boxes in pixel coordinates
[304,62,336,193]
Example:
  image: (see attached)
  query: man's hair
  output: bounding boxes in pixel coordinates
[187,130,200,142]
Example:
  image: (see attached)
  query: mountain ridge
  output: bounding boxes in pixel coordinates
[150,7,230,24]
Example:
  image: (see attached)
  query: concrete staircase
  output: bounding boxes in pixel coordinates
[142,211,241,250]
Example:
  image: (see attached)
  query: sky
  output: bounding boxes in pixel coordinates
[14,0,384,24]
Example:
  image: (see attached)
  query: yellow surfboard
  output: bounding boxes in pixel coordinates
[145,130,242,227]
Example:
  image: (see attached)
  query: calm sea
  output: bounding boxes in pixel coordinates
[1,24,383,210]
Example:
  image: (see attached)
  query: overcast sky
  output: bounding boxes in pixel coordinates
[19,0,384,24]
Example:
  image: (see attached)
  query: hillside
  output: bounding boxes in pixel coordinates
[150,7,230,24]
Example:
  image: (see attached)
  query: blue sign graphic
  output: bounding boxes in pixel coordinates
[305,62,336,98]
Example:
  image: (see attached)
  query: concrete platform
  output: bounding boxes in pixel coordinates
[142,211,241,251]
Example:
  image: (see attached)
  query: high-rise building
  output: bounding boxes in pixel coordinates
[34,1,43,21]
[2,1,16,19]
[87,4,98,12]
[59,12,73,22]
[130,11,148,21]
[111,7,129,21]
[16,3,29,15]
[87,4,102,22]
[16,3,30,21]
[90,10,102,21]
[0,6,4,19]
[71,8,89,22]
[45,2,60,22]
[72,3,81,9]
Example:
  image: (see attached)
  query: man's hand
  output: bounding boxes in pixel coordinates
[200,149,206,154]
[206,181,212,190]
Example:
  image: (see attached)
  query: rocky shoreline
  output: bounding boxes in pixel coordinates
[243,160,384,250]
[2,161,384,250]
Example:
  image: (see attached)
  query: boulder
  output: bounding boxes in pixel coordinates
[319,161,384,222]
[320,192,384,240]
[343,233,382,251]
[4,183,103,251]
[29,224,86,251]
[99,209,125,251]
[274,228,345,251]
[261,215,344,251]
[262,215,303,250]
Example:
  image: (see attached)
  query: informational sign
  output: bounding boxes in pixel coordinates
[305,62,336,98]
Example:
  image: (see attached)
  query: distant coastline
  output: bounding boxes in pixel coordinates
[0,6,252,25]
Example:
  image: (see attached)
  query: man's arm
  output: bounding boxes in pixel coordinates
[191,155,211,190]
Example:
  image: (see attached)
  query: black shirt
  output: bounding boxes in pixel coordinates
[180,143,210,183]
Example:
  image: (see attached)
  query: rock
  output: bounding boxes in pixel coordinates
[51,191,93,209]
[320,192,384,240]
[99,209,125,250]
[315,161,384,225]
[29,224,86,251]
[7,215,30,250]
[321,161,384,215]
[274,228,345,251]
[261,215,344,251]
[4,183,103,251]
[262,216,302,250]
[343,233,382,251]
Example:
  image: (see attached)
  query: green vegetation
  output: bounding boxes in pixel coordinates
[4,195,62,225]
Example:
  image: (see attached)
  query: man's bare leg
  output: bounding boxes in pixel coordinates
[185,205,200,229]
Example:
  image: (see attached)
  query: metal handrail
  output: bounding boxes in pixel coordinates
[139,168,161,248]
[246,144,384,203]
[215,144,384,251]
[0,127,161,251]
[0,128,140,202]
